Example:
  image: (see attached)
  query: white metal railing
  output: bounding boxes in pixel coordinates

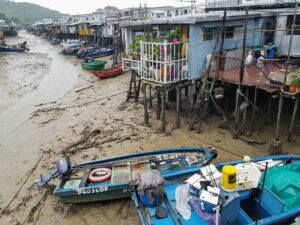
[122,58,141,73]
[206,0,300,8]
[139,40,189,84]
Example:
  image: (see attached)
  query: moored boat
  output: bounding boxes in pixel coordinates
[81,59,107,70]
[133,154,300,225]
[0,45,26,53]
[77,47,114,59]
[91,65,123,79]
[36,147,217,204]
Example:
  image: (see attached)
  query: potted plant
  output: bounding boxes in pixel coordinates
[129,33,148,60]
[290,74,300,93]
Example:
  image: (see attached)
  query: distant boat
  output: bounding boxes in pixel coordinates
[81,59,107,70]
[36,146,217,204]
[91,65,123,79]
[77,47,114,59]
[0,45,26,53]
[50,38,61,45]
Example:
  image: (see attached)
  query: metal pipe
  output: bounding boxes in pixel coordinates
[284,0,298,84]
[275,94,283,141]
[288,94,299,142]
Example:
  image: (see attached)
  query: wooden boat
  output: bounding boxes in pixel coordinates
[36,147,217,204]
[81,60,107,70]
[91,65,123,79]
[133,154,300,225]
[0,45,26,53]
[77,47,114,59]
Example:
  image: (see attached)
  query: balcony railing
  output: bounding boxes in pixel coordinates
[139,40,189,84]
[206,0,299,9]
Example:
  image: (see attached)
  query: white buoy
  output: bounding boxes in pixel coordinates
[243,156,251,163]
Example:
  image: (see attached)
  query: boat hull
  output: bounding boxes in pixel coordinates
[0,47,25,53]
[91,65,123,79]
[51,147,217,204]
[81,60,107,70]
[133,154,300,225]
[77,49,114,59]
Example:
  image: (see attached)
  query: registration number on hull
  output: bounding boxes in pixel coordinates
[76,186,108,195]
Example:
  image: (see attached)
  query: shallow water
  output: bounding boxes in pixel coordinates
[0,31,79,138]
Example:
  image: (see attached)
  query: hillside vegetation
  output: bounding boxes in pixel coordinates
[0,0,63,26]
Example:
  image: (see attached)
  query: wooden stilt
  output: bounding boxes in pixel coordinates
[156,89,161,120]
[275,94,283,141]
[176,84,181,128]
[251,87,258,125]
[149,86,153,108]
[242,87,249,126]
[287,94,299,142]
[126,71,134,102]
[185,86,189,97]
[234,87,241,135]
[161,86,167,132]
[133,70,137,102]
[267,94,273,117]
[136,75,141,101]
[142,84,149,126]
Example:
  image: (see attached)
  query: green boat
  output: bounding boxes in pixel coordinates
[81,60,107,70]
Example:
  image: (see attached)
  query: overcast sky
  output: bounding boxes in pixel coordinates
[13,0,198,14]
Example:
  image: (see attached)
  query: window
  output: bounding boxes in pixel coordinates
[203,27,235,41]
[286,15,300,35]
[203,27,215,41]
[225,26,235,39]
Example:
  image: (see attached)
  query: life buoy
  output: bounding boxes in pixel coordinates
[88,168,112,182]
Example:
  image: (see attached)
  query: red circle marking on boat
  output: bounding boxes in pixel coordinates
[88,168,112,182]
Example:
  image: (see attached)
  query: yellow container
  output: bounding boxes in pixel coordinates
[221,165,237,191]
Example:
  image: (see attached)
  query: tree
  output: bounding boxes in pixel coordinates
[104,6,119,11]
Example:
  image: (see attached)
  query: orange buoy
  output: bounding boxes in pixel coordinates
[88,168,112,182]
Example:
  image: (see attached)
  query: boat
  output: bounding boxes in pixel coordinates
[36,147,217,204]
[91,65,123,79]
[0,45,26,53]
[76,47,114,59]
[133,154,300,225]
[50,38,61,45]
[81,59,107,70]
[60,40,83,55]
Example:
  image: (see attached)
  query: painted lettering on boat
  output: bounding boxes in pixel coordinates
[76,186,108,195]
[122,187,135,193]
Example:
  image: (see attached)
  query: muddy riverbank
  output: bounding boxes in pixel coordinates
[0,32,299,225]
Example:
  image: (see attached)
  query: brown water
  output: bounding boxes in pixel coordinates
[0,32,299,225]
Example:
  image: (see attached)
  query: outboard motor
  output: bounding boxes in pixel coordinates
[36,157,72,188]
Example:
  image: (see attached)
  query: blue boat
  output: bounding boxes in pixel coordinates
[50,38,61,45]
[133,154,300,225]
[0,45,26,53]
[36,147,217,204]
[76,47,114,59]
